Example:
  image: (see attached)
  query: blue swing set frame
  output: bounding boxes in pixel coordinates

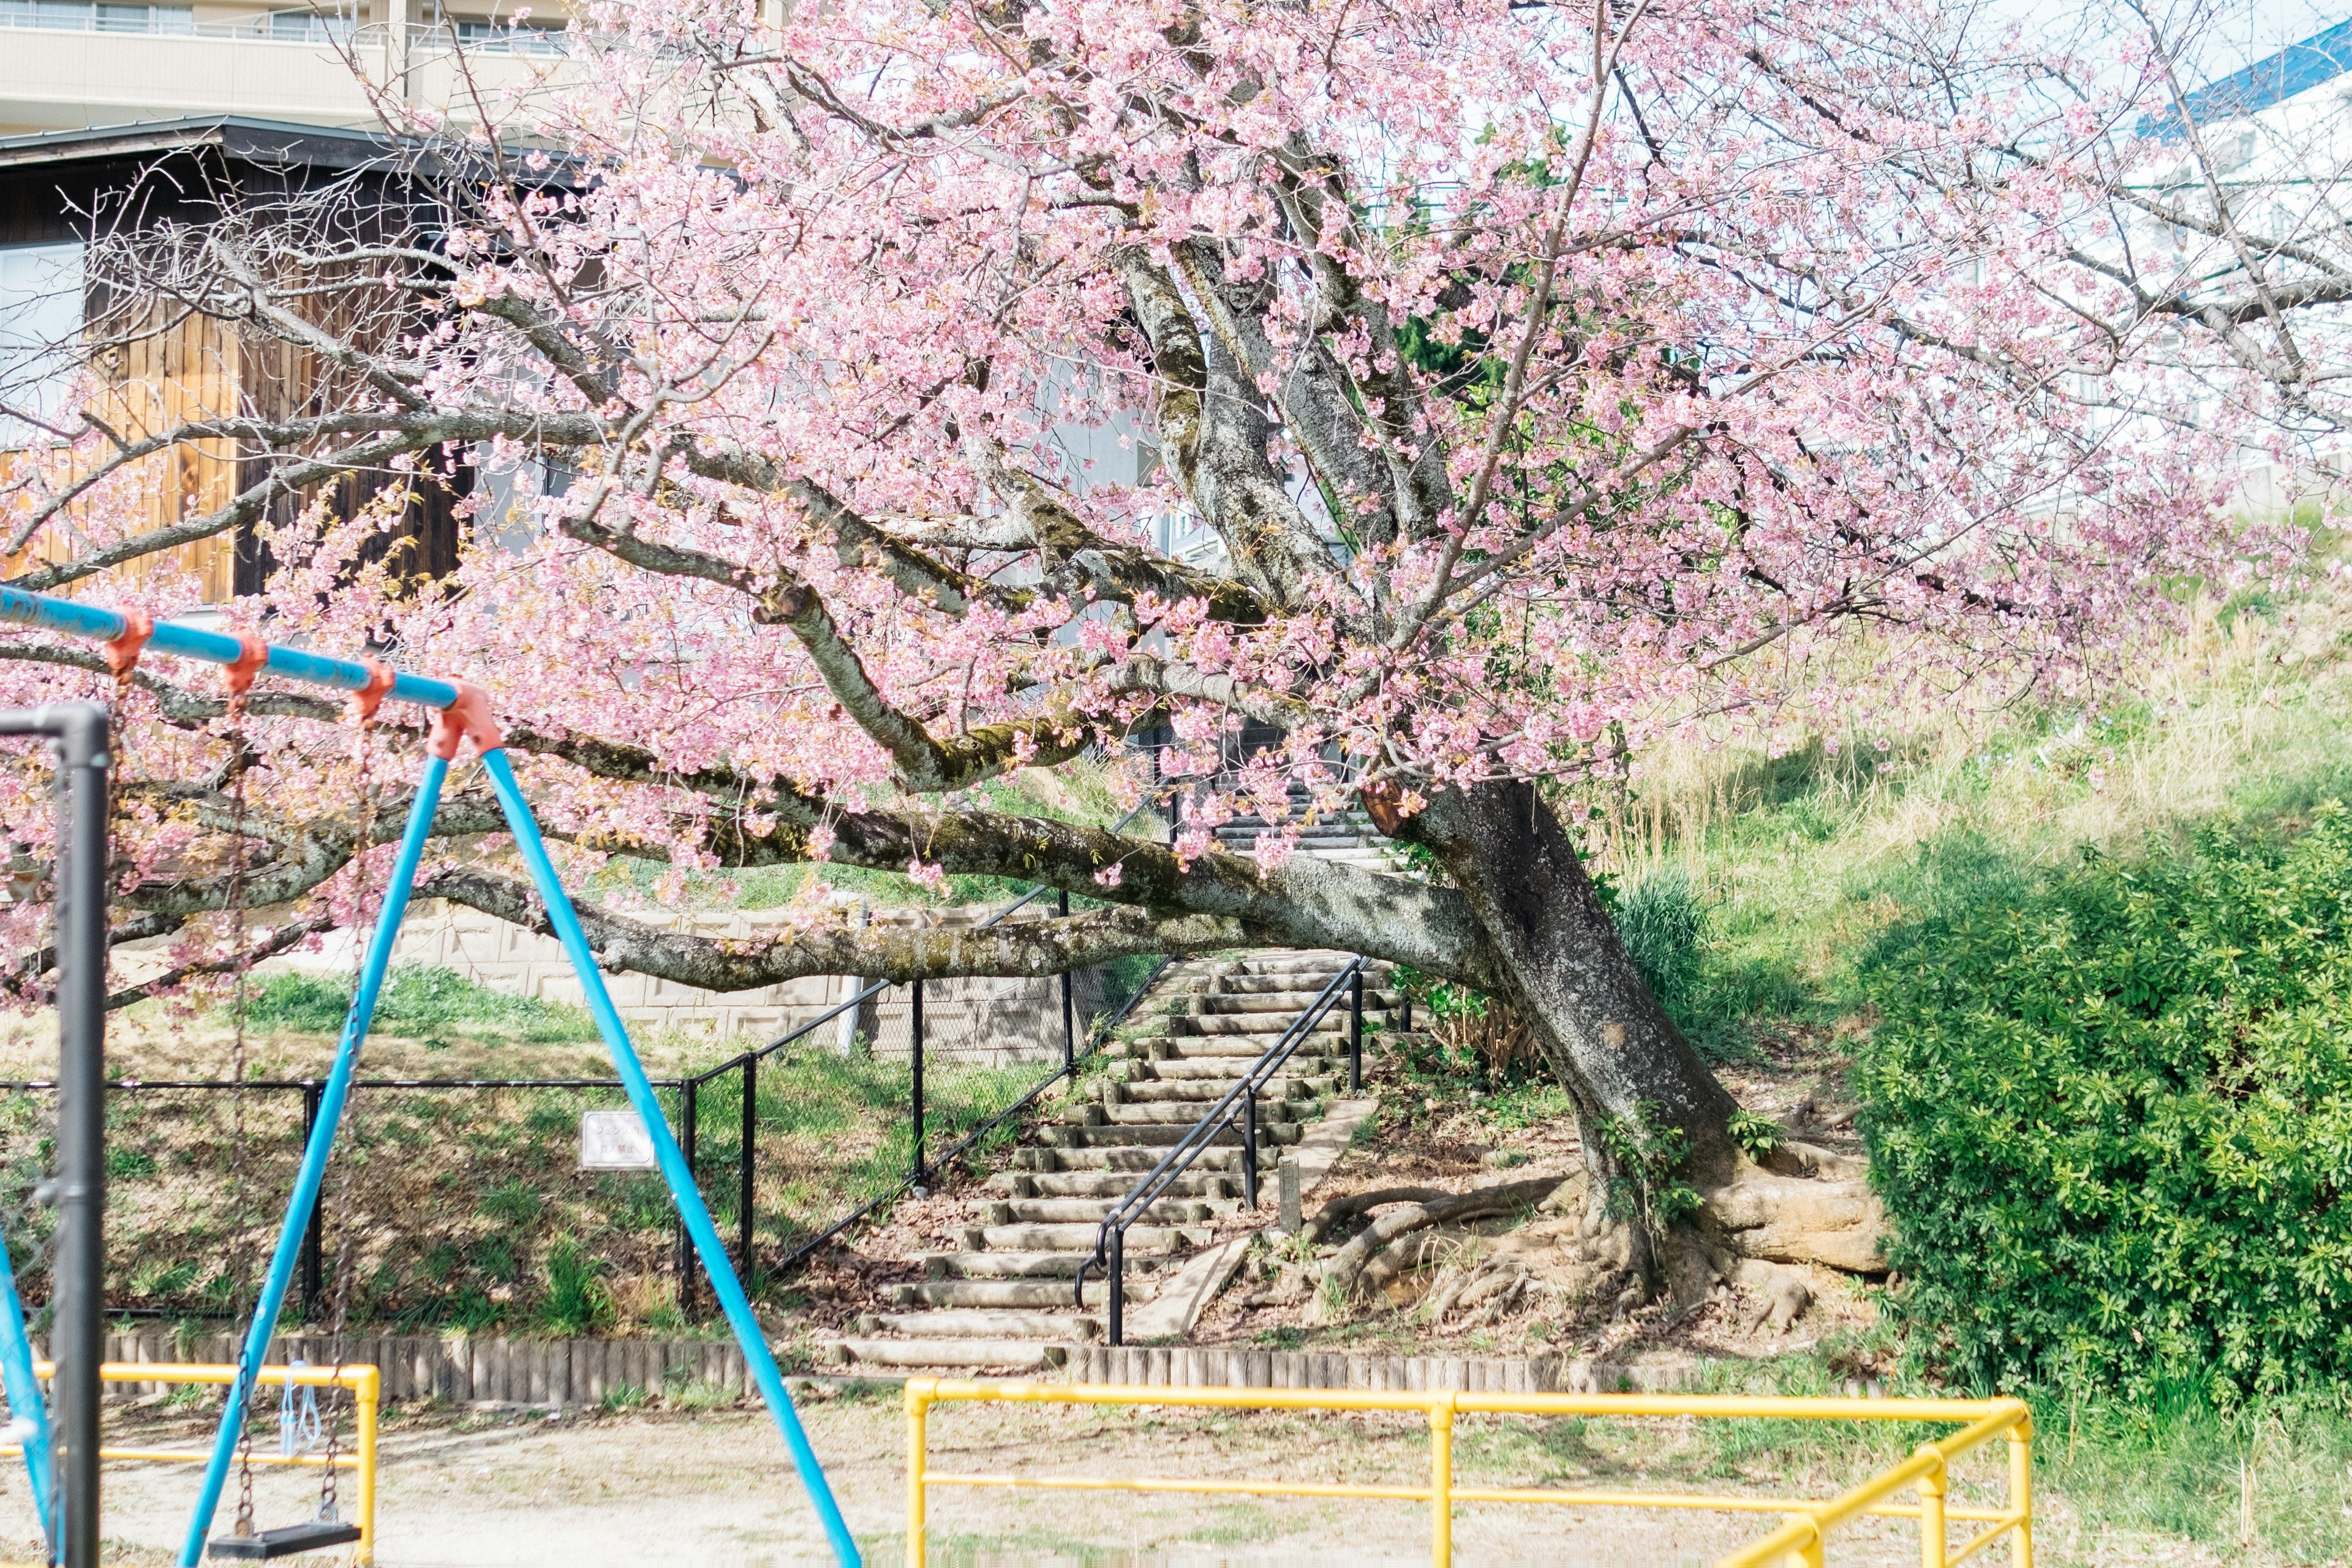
[0,584,862,1568]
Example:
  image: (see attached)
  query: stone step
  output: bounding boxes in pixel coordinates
[1044,1121,1300,1150]
[870,1309,1101,1341]
[989,1170,1239,1199]
[1208,973,1389,995]
[1140,1056,1340,1081]
[1022,1145,1273,1172]
[1137,1034,1349,1058]
[1200,951,1355,972]
[1121,1076,1332,1102]
[829,1338,1061,1370]
[1097,1100,1311,1127]
[1183,990,1399,1015]
[887,1278,1157,1310]
[1169,1012,1374,1037]
[921,1251,1172,1280]
[1215,834,1378,850]
[964,1221,1209,1253]
[991,1197,1226,1224]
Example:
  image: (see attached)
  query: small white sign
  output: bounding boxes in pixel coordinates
[579,1110,658,1170]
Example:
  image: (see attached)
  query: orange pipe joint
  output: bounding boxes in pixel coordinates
[426,680,505,761]
[221,633,270,704]
[347,659,398,725]
[100,611,153,679]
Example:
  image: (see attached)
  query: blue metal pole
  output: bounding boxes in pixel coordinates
[477,748,861,1568]
[176,755,450,1567]
[0,1227,55,1555]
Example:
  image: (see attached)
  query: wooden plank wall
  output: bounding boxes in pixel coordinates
[92,1330,753,1406]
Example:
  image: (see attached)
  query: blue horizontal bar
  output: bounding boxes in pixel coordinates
[0,584,460,710]
[0,586,126,643]
[146,622,251,666]
[391,673,459,708]
[262,645,373,692]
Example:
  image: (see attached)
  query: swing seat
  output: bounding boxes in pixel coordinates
[206,1520,363,1559]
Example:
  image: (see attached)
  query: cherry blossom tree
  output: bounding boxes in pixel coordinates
[0,0,2315,1287]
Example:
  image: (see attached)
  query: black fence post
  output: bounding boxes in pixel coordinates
[677,1077,698,1315]
[1057,889,1074,1071]
[739,1056,757,1287]
[299,1080,324,1321]
[910,979,926,1192]
[1242,1088,1259,1209]
[1349,969,1365,1095]
[1401,991,1413,1034]
[1107,1228,1125,1346]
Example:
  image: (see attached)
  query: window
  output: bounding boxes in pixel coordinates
[452,17,564,52]
[0,243,85,447]
[0,1,193,31]
[267,9,352,42]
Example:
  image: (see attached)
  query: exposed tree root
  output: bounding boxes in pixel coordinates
[1698,1149,1888,1275]
[1313,1177,1568,1300]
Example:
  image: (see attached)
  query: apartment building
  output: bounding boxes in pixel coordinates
[0,0,568,137]
[0,0,585,599]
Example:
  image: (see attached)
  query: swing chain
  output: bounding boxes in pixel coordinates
[316,665,388,1528]
[220,637,266,1536]
[230,1360,257,1538]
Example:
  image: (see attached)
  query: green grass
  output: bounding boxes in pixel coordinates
[1592,589,2352,1054]
[1444,1339,2352,1563]
[238,965,599,1045]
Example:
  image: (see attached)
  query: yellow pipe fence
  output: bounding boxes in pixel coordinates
[4,1361,379,1564]
[903,1379,2032,1567]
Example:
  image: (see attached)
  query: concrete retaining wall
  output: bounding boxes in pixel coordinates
[252,898,1110,1063]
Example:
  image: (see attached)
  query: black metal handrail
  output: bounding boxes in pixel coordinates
[1074,954,1366,1344]
[756,793,1178,1279]
[766,951,1175,1278]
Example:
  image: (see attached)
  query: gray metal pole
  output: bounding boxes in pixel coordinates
[0,703,110,1568]
[910,980,925,1191]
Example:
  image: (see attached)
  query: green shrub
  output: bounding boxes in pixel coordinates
[1856,806,2352,1403]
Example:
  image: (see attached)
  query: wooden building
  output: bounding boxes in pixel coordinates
[0,115,468,602]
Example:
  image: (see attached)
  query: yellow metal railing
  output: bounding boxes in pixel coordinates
[7,1361,379,1564]
[903,1379,2032,1568]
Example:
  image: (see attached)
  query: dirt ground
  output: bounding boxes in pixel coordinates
[1169,1039,1884,1376]
[0,1393,2234,1567]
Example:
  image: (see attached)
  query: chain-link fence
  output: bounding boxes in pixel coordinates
[0,872,1173,1330]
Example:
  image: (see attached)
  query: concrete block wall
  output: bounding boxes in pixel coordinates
[269,899,1111,1063]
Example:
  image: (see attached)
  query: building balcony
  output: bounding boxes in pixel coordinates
[0,13,568,135]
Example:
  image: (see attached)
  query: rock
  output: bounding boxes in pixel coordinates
[1536,1174,1588,1214]
[1732,1261,1813,1334]
[1767,1274,1811,1331]
[1703,1160,1888,1274]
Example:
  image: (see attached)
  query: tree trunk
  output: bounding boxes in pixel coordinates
[1404,778,1741,1181]
[1398,779,1890,1289]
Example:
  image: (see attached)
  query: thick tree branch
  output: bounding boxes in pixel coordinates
[418,866,1246,986]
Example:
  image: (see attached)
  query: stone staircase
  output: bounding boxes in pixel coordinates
[818,948,1395,1373]
[1211,787,1396,875]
